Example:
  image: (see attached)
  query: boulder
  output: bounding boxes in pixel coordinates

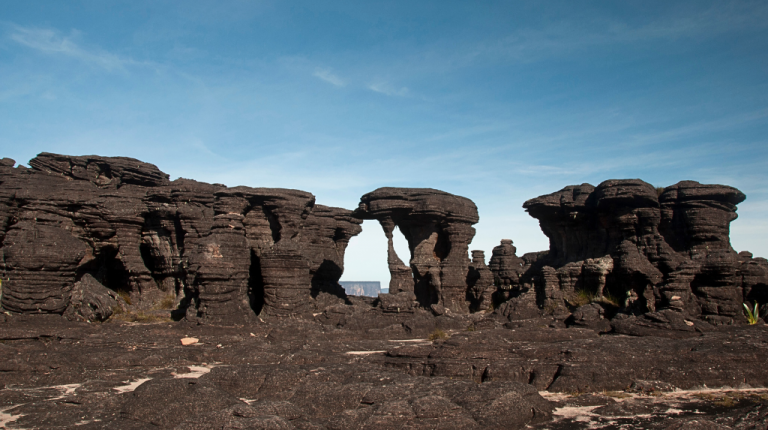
[63,273,120,322]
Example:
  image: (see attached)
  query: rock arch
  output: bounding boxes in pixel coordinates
[354,187,479,313]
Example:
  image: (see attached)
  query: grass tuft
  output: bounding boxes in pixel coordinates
[116,290,132,306]
[597,291,626,308]
[110,310,171,324]
[743,302,760,325]
[603,390,632,399]
[155,294,176,310]
[428,328,449,341]
[567,290,594,308]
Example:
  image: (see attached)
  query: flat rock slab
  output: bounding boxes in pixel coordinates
[1,314,767,429]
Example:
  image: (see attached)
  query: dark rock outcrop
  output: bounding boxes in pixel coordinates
[3,153,765,329]
[355,188,479,313]
[467,250,495,312]
[0,153,361,322]
[63,273,121,322]
[498,179,766,326]
[487,239,525,289]
[2,306,767,429]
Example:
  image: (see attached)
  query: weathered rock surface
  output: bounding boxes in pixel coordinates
[1,312,767,429]
[355,188,479,313]
[492,179,767,326]
[62,273,121,322]
[466,250,495,312]
[380,323,768,393]
[487,239,525,289]
[2,154,768,429]
[0,153,361,322]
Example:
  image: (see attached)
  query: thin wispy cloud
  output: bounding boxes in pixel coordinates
[1,2,766,270]
[8,25,137,71]
[368,82,409,97]
[312,68,345,87]
[620,109,768,149]
[456,3,768,65]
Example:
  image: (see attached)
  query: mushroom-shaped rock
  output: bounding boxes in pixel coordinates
[515,179,755,324]
[355,188,479,313]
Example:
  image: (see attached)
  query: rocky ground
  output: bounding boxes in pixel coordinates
[1,308,766,429]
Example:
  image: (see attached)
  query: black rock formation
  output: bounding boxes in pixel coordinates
[0,153,361,322]
[491,179,767,326]
[354,187,479,313]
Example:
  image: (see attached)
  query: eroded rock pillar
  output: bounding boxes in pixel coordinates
[380,218,413,295]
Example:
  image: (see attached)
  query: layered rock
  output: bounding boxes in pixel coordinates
[1,221,89,313]
[0,153,361,321]
[355,188,479,313]
[63,273,122,322]
[487,242,543,319]
[4,153,764,327]
[300,205,363,298]
[466,250,495,312]
[487,240,525,289]
[509,179,765,325]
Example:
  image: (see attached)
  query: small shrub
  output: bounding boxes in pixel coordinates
[542,301,560,315]
[603,391,631,399]
[108,297,171,324]
[117,290,132,305]
[155,294,176,310]
[714,395,737,408]
[743,302,760,325]
[656,186,665,197]
[599,291,626,308]
[466,324,475,332]
[133,312,169,323]
[567,290,594,308]
[428,328,448,341]
[110,310,171,324]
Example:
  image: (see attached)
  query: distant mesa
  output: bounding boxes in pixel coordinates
[340,281,381,297]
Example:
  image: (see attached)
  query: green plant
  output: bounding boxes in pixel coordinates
[428,328,448,341]
[599,291,626,308]
[109,310,171,323]
[656,186,665,197]
[155,294,176,310]
[602,390,631,399]
[542,300,560,315]
[117,290,132,305]
[714,394,737,408]
[567,290,595,308]
[743,302,760,325]
[112,304,125,316]
[466,324,475,332]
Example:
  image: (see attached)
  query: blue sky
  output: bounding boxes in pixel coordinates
[1,1,767,287]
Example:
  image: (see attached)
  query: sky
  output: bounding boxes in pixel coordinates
[1,1,767,289]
